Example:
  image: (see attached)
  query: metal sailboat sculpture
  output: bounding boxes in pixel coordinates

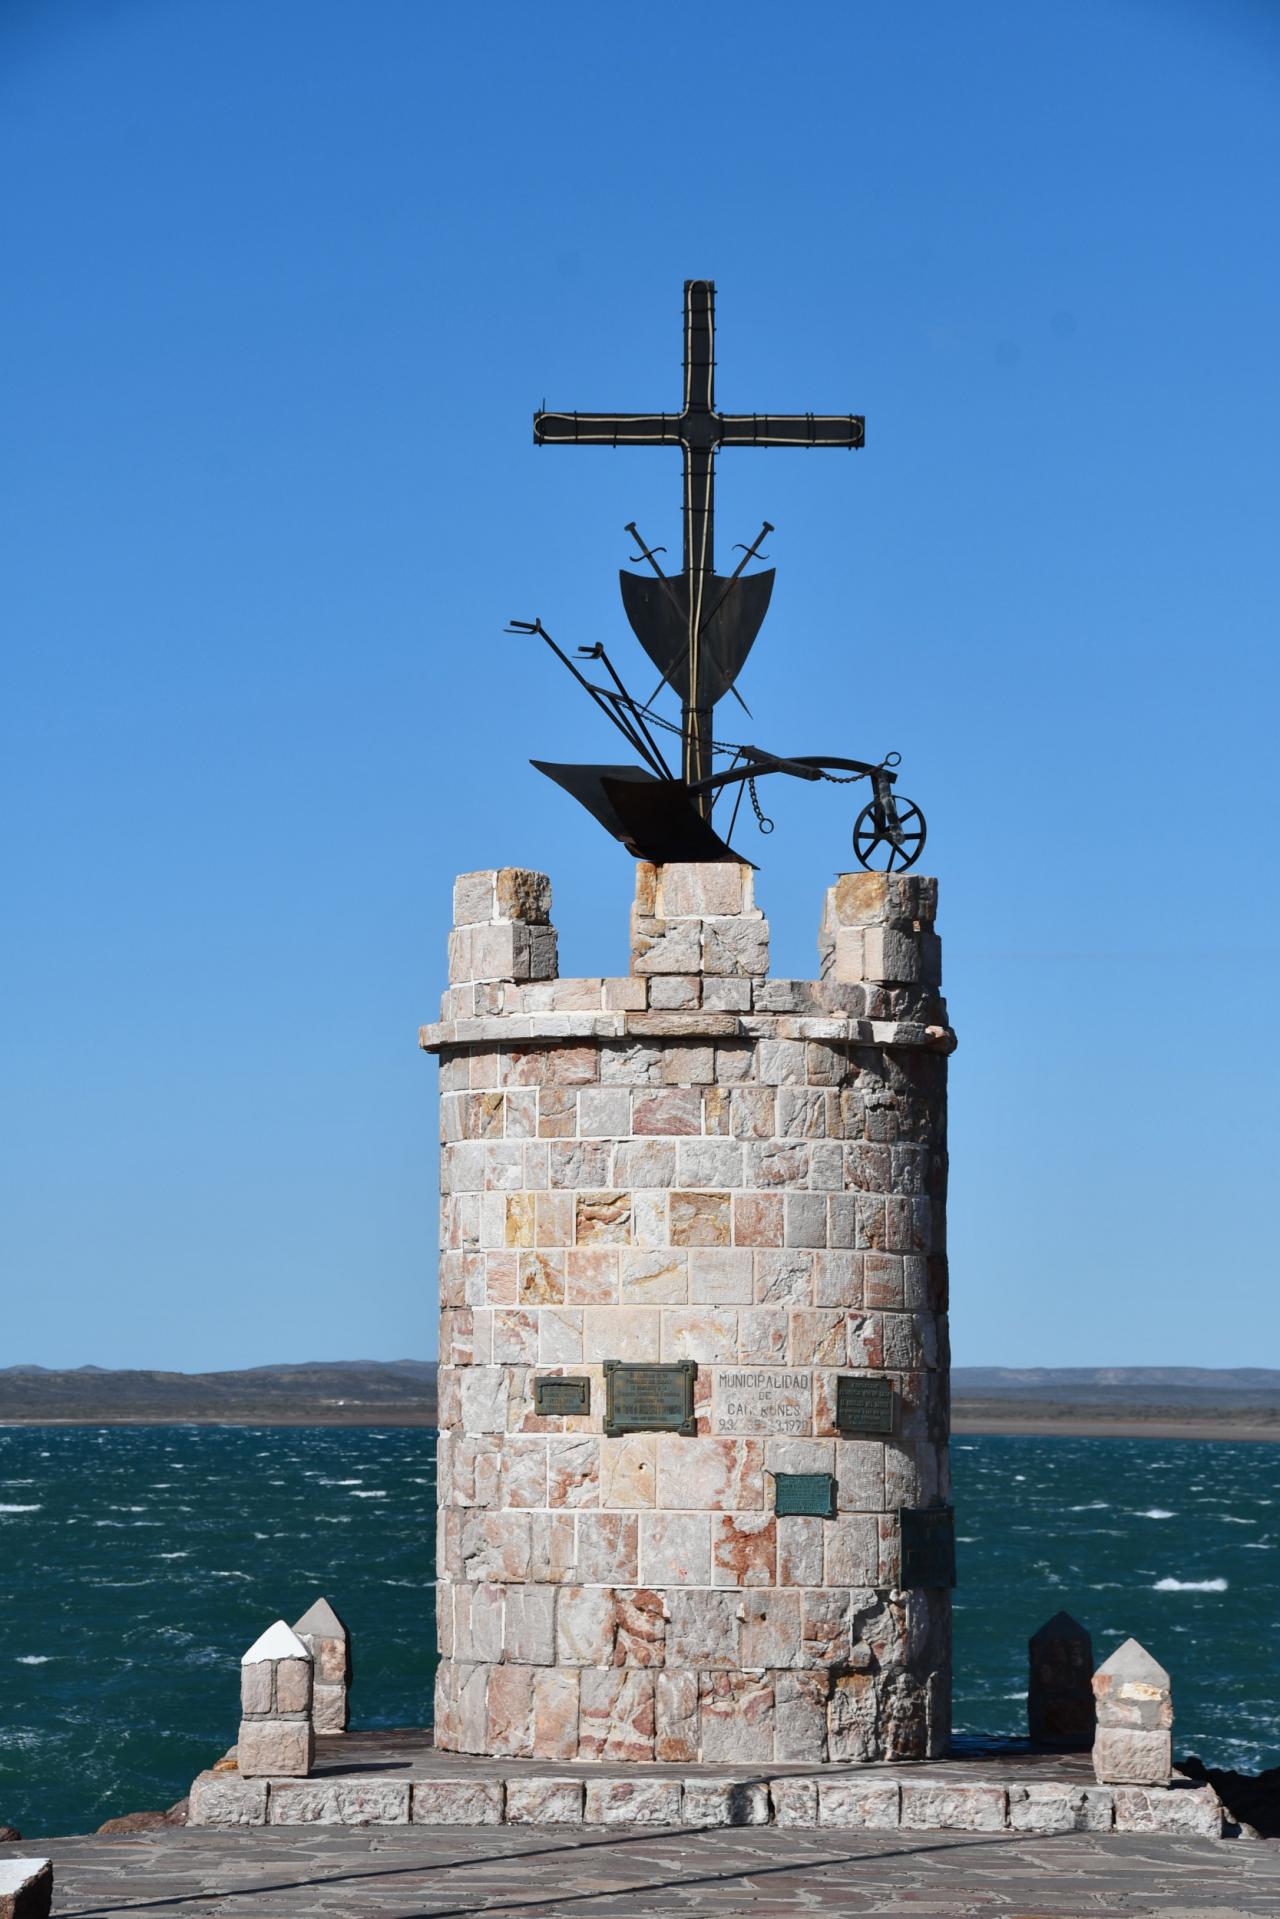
[516,279,926,872]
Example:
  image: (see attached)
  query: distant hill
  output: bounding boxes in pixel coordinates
[0,1359,437,1424]
[1,1359,1276,1432]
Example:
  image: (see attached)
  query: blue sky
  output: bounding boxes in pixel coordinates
[2,0,1277,1370]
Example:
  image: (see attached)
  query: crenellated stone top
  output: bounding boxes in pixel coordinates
[421,863,955,1057]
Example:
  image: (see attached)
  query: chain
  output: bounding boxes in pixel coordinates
[748,776,774,834]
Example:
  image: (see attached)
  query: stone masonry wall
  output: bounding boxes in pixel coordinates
[420,861,955,1765]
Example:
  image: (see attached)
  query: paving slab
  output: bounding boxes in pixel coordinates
[8,1821,1278,1918]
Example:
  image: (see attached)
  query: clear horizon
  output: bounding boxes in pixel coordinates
[3,1,1277,1370]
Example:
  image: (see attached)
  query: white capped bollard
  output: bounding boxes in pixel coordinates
[293,1595,351,1734]
[1091,1637,1172,1785]
[237,1620,314,1778]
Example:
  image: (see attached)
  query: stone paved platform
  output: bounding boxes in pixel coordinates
[8,1820,1278,1917]
[187,1729,1227,1839]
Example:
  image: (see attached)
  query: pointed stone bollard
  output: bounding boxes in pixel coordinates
[237,1620,314,1778]
[1028,1611,1095,1748]
[293,1596,351,1735]
[1091,1637,1172,1785]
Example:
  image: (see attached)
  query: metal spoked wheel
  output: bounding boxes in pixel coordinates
[853,795,927,872]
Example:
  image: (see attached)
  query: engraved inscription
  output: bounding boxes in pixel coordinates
[534,1375,591,1417]
[901,1506,957,1589]
[713,1369,812,1436]
[835,1374,895,1436]
[604,1361,696,1436]
[773,1471,837,1519]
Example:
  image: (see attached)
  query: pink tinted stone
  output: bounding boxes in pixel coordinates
[712,1512,777,1587]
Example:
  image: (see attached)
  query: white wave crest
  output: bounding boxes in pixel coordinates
[0,1503,41,1513]
[16,1654,51,1664]
[1153,1576,1228,1592]
[1136,1509,1175,1519]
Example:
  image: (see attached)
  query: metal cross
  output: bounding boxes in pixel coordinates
[534,279,864,789]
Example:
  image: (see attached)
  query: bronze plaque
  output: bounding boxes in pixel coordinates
[835,1374,894,1436]
[603,1360,697,1437]
[900,1506,956,1589]
[773,1471,836,1519]
[534,1375,590,1417]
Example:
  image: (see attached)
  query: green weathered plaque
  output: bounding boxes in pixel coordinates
[603,1360,697,1437]
[534,1375,590,1417]
[900,1506,957,1589]
[835,1374,895,1436]
[773,1471,837,1519]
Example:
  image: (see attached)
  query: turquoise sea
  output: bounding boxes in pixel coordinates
[1,1426,1276,1838]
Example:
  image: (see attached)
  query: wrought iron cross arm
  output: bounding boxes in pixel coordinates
[534,411,682,446]
[718,413,865,448]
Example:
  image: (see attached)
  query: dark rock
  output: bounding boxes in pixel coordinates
[95,1800,188,1836]
[0,1832,20,1844]
[1178,1754,1280,1839]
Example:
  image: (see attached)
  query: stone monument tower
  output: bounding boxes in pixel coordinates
[423,279,955,1766]
[423,859,954,1763]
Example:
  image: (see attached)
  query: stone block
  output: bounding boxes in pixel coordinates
[655,1669,700,1761]
[899,1781,1007,1831]
[772,1777,818,1827]
[556,1585,616,1665]
[632,919,703,975]
[1007,1783,1096,1833]
[505,1777,585,1824]
[585,1779,680,1825]
[818,1779,900,1828]
[656,863,751,919]
[698,1673,776,1762]
[411,1780,504,1824]
[774,1669,830,1759]
[269,1781,410,1824]
[312,1683,346,1734]
[0,1860,52,1919]
[1092,1725,1172,1786]
[453,870,497,925]
[532,1667,581,1757]
[642,1511,712,1585]
[236,1719,314,1778]
[681,1780,771,1827]
[495,868,552,924]
[666,1588,740,1667]
[187,1770,269,1827]
[1113,1784,1222,1837]
[702,916,769,977]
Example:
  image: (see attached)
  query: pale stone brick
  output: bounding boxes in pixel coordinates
[583,1305,659,1362]
[648,974,701,1010]
[188,1771,269,1826]
[733,1193,783,1247]
[411,1780,503,1824]
[586,1778,680,1825]
[772,1775,818,1826]
[641,1512,712,1585]
[784,1193,828,1249]
[682,1779,771,1826]
[777,1518,824,1585]
[633,1087,702,1135]
[547,1140,611,1188]
[505,1777,584,1824]
[712,1512,776,1587]
[825,1514,879,1586]
[620,1247,688,1304]
[492,1308,539,1365]
[576,1512,639,1584]
[565,1246,619,1304]
[812,1249,862,1305]
[1008,1783,1094,1833]
[838,1441,886,1512]
[756,1039,806,1084]
[612,1138,676,1188]
[688,1247,753,1303]
[677,1139,743,1188]
[657,863,749,918]
[600,1433,658,1509]
[517,1252,565,1306]
[575,1190,632,1245]
[662,1307,737,1362]
[670,1190,731,1246]
[531,1667,580,1758]
[657,1435,763,1510]
[484,1662,534,1757]
[740,1588,800,1665]
[547,1437,599,1507]
[1092,1726,1172,1785]
[577,1088,631,1137]
[899,1781,1007,1831]
[655,1668,700,1760]
[237,1719,313,1778]
[702,916,769,977]
[633,919,702,975]
[539,1307,583,1365]
[556,1586,616,1665]
[774,1670,830,1761]
[699,1673,775,1761]
[754,1249,813,1305]
[788,1308,847,1365]
[1113,1784,1221,1836]
[504,1585,555,1664]
[819,1779,901,1828]
[738,1305,787,1363]
[667,1588,744,1665]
